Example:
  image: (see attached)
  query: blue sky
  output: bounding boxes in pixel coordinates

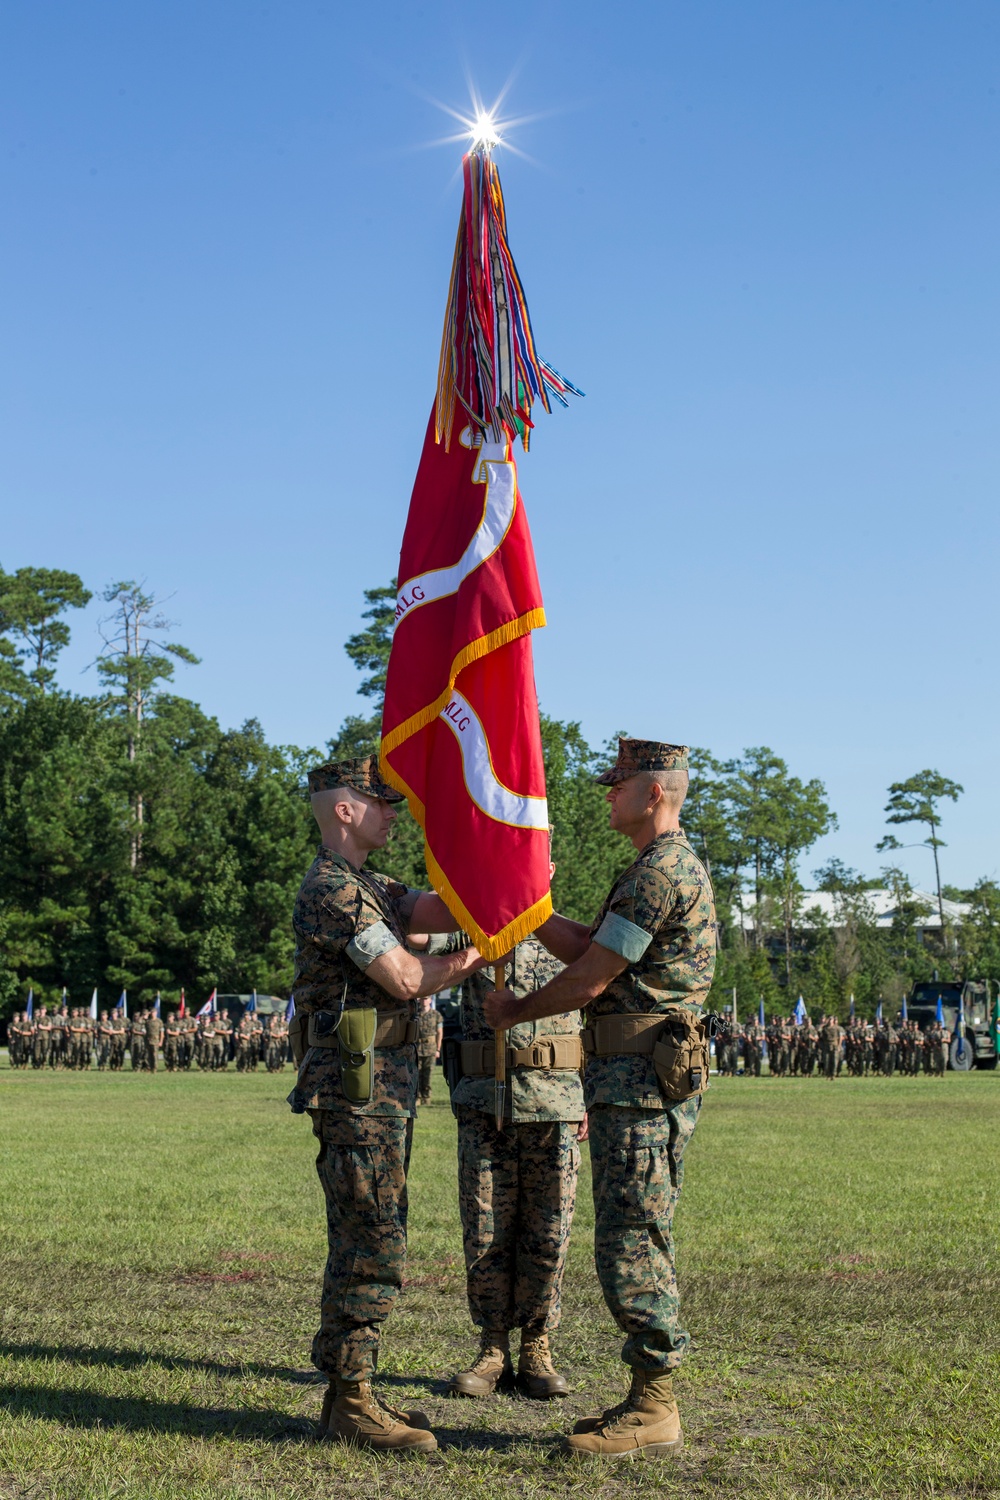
[2,0,997,890]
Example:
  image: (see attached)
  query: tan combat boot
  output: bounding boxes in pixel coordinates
[447,1330,513,1397]
[319,1378,437,1452]
[566,1369,682,1457]
[517,1330,568,1399]
[318,1380,433,1437]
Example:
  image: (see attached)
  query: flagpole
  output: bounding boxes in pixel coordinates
[494,953,511,1132]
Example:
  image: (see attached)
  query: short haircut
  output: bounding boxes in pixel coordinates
[309,784,363,819]
[648,768,689,805]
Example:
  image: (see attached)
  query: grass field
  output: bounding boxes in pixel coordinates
[1,1063,998,1500]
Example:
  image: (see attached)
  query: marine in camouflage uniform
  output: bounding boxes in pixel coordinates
[213,1013,230,1070]
[129,1013,146,1070]
[248,1010,263,1070]
[53,1006,70,1068]
[9,1012,30,1067]
[109,1013,127,1070]
[266,1015,289,1071]
[287,755,484,1453]
[484,739,717,1458]
[742,1018,763,1077]
[715,1014,736,1076]
[33,1007,53,1068]
[163,1013,182,1070]
[96,1010,115,1070]
[431,930,582,1399]
[414,997,442,1105]
[145,1009,163,1072]
[235,1014,253,1071]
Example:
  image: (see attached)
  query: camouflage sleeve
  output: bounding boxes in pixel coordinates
[368,872,421,928]
[297,876,399,967]
[593,866,675,961]
[347,921,402,969]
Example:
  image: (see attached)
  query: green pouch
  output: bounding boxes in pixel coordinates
[337,1007,378,1105]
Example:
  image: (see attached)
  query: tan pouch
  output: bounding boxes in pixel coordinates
[652,1011,711,1102]
[337,1006,378,1105]
[289,1013,307,1067]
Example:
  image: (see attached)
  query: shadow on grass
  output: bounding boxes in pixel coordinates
[0,1341,322,1387]
[0,1379,552,1456]
[0,1383,312,1442]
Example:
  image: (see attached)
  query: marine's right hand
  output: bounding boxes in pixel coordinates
[455,946,490,976]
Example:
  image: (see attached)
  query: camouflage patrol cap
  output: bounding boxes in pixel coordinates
[594,737,690,785]
[307,754,404,803]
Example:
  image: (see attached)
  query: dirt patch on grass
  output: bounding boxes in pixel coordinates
[176,1269,264,1284]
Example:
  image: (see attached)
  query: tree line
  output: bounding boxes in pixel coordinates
[1,565,997,1021]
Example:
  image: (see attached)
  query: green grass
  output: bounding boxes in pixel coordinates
[1,1063,998,1499]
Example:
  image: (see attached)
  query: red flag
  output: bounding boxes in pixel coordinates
[381,149,579,961]
[178,989,186,1018]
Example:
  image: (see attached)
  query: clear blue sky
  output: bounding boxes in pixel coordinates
[3,0,997,890]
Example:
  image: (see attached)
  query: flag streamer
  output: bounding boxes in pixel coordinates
[436,150,582,452]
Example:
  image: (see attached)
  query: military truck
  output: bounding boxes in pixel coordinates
[906,980,997,1071]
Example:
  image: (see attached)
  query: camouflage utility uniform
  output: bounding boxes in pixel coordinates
[583,826,716,1373]
[448,936,582,1375]
[145,1012,163,1072]
[415,1004,442,1105]
[266,1017,289,1071]
[163,1015,182,1070]
[288,842,418,1382]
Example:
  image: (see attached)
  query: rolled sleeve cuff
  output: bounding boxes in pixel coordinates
[593,912,652,963]
[347,920,401,971]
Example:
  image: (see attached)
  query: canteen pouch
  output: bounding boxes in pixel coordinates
[653,1011,712,1103]
[337,1006,378,1105]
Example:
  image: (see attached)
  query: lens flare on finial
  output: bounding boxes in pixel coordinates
[470,110,501,151]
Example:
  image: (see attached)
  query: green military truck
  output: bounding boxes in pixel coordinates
[906,980,998,1071]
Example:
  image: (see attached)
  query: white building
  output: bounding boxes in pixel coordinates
[738,889,970,938]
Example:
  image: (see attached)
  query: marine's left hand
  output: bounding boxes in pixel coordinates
[482,988,521,1031]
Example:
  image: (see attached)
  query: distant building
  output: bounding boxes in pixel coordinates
[738,889,969,941]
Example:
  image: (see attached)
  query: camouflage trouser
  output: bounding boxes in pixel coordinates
[456,1107,579,1335]
[417,1053,435,1101]
[310,1109,412,1381]
[589,1100,700,1373]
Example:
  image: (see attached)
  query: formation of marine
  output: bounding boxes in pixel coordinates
[6,1005,290,1072]
[714,1015,953,1078]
